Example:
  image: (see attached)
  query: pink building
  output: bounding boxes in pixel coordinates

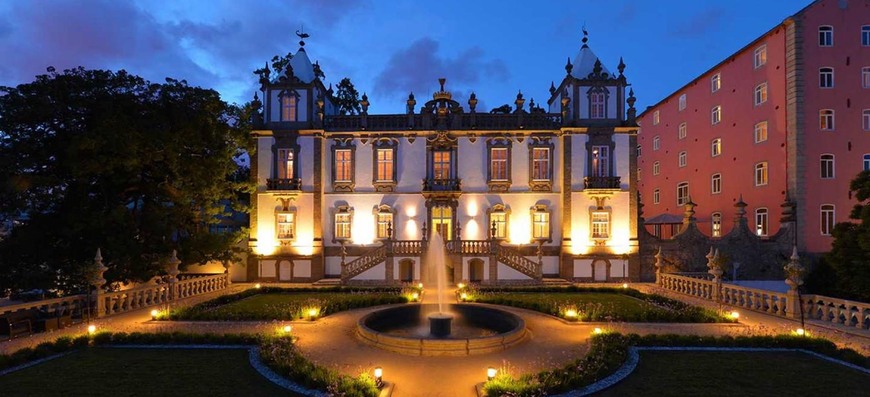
[638,0,870,253]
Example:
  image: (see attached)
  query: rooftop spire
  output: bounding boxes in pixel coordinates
[581,26,589,48]
[296,26,310,49]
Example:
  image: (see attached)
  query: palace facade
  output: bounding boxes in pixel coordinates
[247,32,640,284]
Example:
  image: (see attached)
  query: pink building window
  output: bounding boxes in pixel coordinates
[278,149,294,179]
[711,212,722,237]
[653,161,660,175]
[754,162,768,186]
[819,109,835,131]
[819,68,834,88]
[754,83,768,105]
[755,208,769,236]
[864,110,870,131]
[863,67,870,88]
[863,26,870,46]
[676,182,689,206]
[820,204,835,236]
[653,189,660,204]
[678,122,687,139]
[754,121,768,143]
[711,106,721,125]
[753,45,767,68]
[281,94,297,122]
[711,173,722,195]
[820,154,835,179]
[711,73,721,92]
[818,26,833,47]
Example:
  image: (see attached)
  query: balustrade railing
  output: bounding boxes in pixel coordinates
[266,178,302,190]
[390,240,424,255]
[583,176,622,189]
[0,294,90,319]
[494,244,541,279]
[803,296,870,329]
[342,245,388,281]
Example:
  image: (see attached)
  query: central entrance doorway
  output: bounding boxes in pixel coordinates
[431,205,452,240]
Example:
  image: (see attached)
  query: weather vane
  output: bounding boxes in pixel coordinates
[296,26,310,48]
[582,23,588,47]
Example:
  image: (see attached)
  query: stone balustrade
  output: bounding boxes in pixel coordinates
[720,283,789,317]
[0,294,90,318]
[803,296,870,329]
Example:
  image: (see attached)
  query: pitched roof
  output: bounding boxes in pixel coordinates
[571,45,611,79]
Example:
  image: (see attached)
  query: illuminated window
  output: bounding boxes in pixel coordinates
[334,149,352,182]
[637,168,641,181]
[755,162,768,186]
[755,208,769,236]
[820,204,835,236]
[711,105,721,125]
[376,206,394,239]
[754,45,767,68]
[678,94,686,111]
[711,212,722,237]
[591,211,610,239]
[653,161,660,175]
[531,205,550,240]
[819,67,834,88]
[334,208,352,240]
[532,147,550,180]
[863,26,870,46]
[711,73,721,92]
[653,136,660,150]
[678,151,687,167]
[820,109,835,130]
[819,26,833,47]
[278,149,294,179]
[755,121,768,143]
[678,122,687,139]
[376,148,394,182]
[711,173,722,194]
[281,94,297,121]
[653,189,660,204]
[590,92,606,119]
[592,146,609,177]
[677,182,689,206]
[711,138,722,157]
[754,83,767,105]
[653,110,660,125]
[820,154,835,179]
[276,212,295,240]
[490,147,508,181]
[433,150,451,180]
[488,204,510,240]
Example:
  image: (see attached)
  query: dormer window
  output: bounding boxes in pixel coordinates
[280,92,298,122]
[590,92,606,119]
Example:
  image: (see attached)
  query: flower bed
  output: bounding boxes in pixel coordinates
[162,286,408,321]
[461,286,729,323]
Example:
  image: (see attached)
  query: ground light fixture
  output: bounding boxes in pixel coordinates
[411,292,420,301]
[592,327,603,335]
[255,283,262,289]
[457,283,466,289]
[795,328,806,336]
[729,311,740,320]
[87,324,97,335]
[150,309,160,320]
[622,283,629,289]
[564,309,578,319]
[417,283,423,289]
[460,292,468,301]
[487,367,497,381]
[374,367,383,387]
[308,308,319,320]
[283,325,292,334]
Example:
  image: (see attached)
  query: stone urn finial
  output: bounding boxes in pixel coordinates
[707,247,724,282]
[784,246,805,291]
[167,250,181,283]
[91,248,108,289]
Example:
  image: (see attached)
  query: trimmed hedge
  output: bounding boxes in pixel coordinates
[0,332,380,397]
[482,333,869,397]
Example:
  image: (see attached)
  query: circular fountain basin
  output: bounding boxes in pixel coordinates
[357,304,526,356]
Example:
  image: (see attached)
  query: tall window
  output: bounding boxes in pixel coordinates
[636,145,642,157]
[711,212,722,237]
[711,173,722,194]
[591,211,610,239]
[755,162,768,186]
[754,45,767,68]
[653,110,660,125]
[818,26,833,47]
[678,122,687,139]
[276,212,295,240]
[677,182,689,206]
[376,208,393,239]
[334,149,352,182]
[653,136,661,150]
[820,109,835,130]
[433,150,451,179]
[678,151,687,167]
[864,154,870,171]
[820,204,835,236]
[864,110,870,131]
[532,148,550,180]
[754,83,768,105]
[755,208,769,237]
[592,146,610,177]
[590,92,606,118]
[820,154,835,179]
[863,67,870,88]
[531,206,550,240]
[334,210,352,240]
[278,149,294,179]
[281,94,297,121]
[711,138,722,157]
[489,206,509,240]
[711,105,721,125]
[755,121,768,143]
[863,26,870,46]
[490,148,508,181]
[711,73,721,92]
[819,67,834,88]
[653,189,660,204]
[637,168,641,181]
[376,148,394,182]
[653,161,660,175]
[678,94,686,111]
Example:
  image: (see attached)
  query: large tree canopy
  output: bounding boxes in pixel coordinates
[0,67,253,295]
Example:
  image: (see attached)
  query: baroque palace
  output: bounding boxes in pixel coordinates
[246,32,640,285]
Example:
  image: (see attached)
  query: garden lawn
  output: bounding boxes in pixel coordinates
[0,348,295,397]
[595,350,870,396]
[170,291,407,321]
[471,291,724,322]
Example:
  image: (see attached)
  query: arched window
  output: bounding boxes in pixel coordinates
[864,154,870,171]
[820,204,835,236]
[678,122,687,139]
[375,205,395,239]
[819,67,834,88]
[653,161,660,175]
[711,138,722,157]
[676,182,689,206]
[711,212,722,237]
[755,162,768,186]
[711,173,722,194]
[820,154,835,179]
[487,204,510,240]
[819,25,833,46]
[819,109,834,130]
[755,208,769,237]
[754,82,768,105]
[862,26,870,46]
[678,151,687,167]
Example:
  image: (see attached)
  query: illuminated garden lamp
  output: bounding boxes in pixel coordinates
[457,283,466,289]
[283,325,293,334]
[729,311,740,321]
[308,308,319,320]
[374,367,384,387]
[592,327,603,335]
[417,282,424,289]
[87,324,97,335]
[564,309,578,319]
[411,292,420,301]
[255,283,262,289]
[460,292,468,301]
[487,367,497,381]
[795,328,806,336]
[150,309,160,320]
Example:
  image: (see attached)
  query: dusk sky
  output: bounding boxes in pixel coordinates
[0,1,808,114]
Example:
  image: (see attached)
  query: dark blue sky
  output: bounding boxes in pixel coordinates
[0,0,808,113]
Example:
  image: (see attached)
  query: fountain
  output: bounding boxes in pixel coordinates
[356,231,527,356]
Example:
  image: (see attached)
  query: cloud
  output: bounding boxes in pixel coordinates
[373,37,509,103]
[668,7,726,37]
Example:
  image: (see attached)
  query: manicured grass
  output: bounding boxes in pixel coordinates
[596,350,870,397]
[0,348,295,397]
[467,288,726,323]
[168,290,407,321]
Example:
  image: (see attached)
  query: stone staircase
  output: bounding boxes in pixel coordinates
[340,244,387,282]
[542,278,573,287]
[312,278,342,286]
[493,244,543,281]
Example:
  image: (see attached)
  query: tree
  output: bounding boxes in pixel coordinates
[0,67,253,295]
[335,77,361,115]
[817,170,870,301]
